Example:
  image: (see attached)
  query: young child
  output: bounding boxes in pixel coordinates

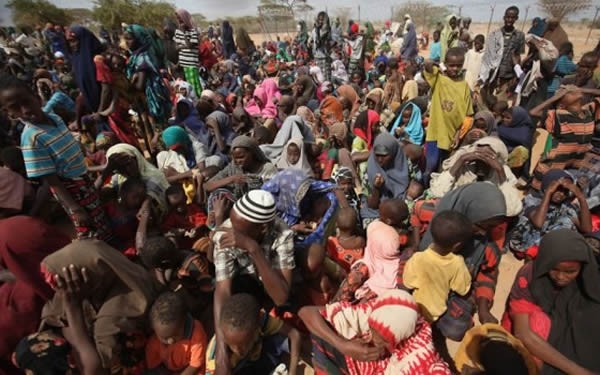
[161,184,208,249]
[509,170,592,259]
[0,73,112,241]
[401,65,419,102]
[206,293,300,375]
[276,139,312,176]
[403,210,472,322]
[464,34,485,90]
[327,207,366,272]
[146,292,208,374]
[423,48,473,182]
[429,30,441,63]
[103,177,146,256]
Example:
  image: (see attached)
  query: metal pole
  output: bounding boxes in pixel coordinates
[521,6,530,32]
[487,4,496,35]
[458,5,462,18]
[586,6,600,44]
[358,5,361,24]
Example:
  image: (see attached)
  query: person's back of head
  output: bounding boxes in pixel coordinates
[379,199,409,229]
[479,339,529,375]
[118,177,147,210]
[336,207,358,233]
[430,210,472,255]
[140,236,178,270]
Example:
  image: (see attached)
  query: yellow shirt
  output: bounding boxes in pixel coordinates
[424,66,473,150]
[403,247,472,322]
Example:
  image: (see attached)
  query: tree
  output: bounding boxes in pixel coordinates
[538,0,591,21]
[7,0,73,28]
[92,0,175,30]
[393,1,451,32]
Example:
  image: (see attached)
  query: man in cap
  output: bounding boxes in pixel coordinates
[212,189,295,374]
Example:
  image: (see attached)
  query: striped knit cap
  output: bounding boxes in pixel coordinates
[233,190,277,224]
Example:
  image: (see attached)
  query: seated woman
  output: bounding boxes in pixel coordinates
[452,110,497,149]
[429,136,523,217]
[205,110,236,168]
[529,85,600,190]
[99,143,170,216]
[260,115,315,162]
[360,132,409,227]
[351,110,380,181]
[406,183,508,341]
[502,229,600,374]
[497,106,534,170]
[390,101,424,145]
[0,216,70,374]
[205,135,277,200]
[320,122,359,183]
[509,170,592,259]
[299,290,451,374]
[37,240,157,373]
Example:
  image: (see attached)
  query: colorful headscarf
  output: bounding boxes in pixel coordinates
[390,102,424,145]
[354,110,380,150]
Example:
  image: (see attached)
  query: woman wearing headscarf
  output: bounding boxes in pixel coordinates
[336,84,360,119]
[498,106,534,169]
[101,143,170,214]
[364,87,385,113]
[299,290,451,375]
[276,138,314,177]
[361,133,409,224]
[205,110,236,166]
[400,22,418,61]
[322,122,359,183]
[244,78,281,120]
[235,27,255,56]
[312,11,333,82]
[261,116,314,163]
[352,110,380,180]
[175,8,202,98]
[294,73,316,107]
[262,169,340,249]
[412,182,508,339]
[123,25,171,130]
[0,216,70,374]
[221,20,236,59]
[390,101,424,145]
[320,95,344,127]
[528,17,547,37]
[502,229,600,374]
[440,14,459,62]
[205,135,277,200]
[66,26,103,113]
[39,240,157,371]
[429,136,523,217]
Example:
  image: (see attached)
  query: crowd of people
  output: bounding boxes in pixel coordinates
[1,5,600,375]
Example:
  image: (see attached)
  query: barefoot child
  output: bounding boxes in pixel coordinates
[403,210,472,322]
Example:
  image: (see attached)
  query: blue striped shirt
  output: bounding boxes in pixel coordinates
[20,112,87,179]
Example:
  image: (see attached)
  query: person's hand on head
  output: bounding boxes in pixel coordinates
[219,228,260,254]
[560,178,582,197]
[213,195,231,220]
[54,264,90,305]
[546,179,563,195]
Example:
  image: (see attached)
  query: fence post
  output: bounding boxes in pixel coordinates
[586,6,600,44]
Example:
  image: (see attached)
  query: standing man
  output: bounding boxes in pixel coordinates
[477,6,525,105]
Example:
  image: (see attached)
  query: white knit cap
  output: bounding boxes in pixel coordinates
[233,190,277,224]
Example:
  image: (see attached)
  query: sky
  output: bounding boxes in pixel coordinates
[0,0,584,26]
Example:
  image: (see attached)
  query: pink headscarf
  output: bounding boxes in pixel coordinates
[244,78,281,119]
[356,220,401,298]
[175,8,195,30]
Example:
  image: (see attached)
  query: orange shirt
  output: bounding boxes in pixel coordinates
[326,236,365,272]
[146,317,207,373]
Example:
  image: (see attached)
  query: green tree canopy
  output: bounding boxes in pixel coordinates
[394,1,451,32]
[92,0,175,30]
[7,0,73,28]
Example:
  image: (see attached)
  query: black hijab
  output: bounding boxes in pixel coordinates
[532,229,600,375]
